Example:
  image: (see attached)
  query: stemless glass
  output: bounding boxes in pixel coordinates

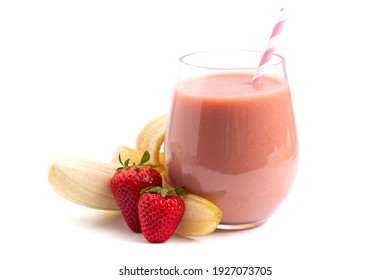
[164,50,298,229]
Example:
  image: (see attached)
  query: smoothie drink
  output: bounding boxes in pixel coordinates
[165,52,298,227]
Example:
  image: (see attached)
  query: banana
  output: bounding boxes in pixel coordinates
[136,114,169,167]
[48,157,120,211]
[175,193,222,236]
[48,114,222,236]
[48,154,222,236]
[48,115,169,211]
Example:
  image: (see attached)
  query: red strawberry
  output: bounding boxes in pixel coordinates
[110,151,162,233]
[138,187,185,243]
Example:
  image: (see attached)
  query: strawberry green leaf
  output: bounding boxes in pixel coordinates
[140,186,186,197]
[140,151,150,165]
[118,154,124,166]
[140,186,162,195]
[174,187,186,196]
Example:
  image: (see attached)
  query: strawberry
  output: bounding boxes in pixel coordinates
[138,187,185,243]
[110,151,162,233]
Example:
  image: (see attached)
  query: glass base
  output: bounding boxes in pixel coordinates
[217,219,267,230]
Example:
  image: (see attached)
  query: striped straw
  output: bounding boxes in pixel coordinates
[252,8,286,87]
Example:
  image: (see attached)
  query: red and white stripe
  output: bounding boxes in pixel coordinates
[252,8,286,87]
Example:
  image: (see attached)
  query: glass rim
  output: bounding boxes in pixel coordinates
[179,49,285,70]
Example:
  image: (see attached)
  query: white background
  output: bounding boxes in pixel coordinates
[1,0,389,279]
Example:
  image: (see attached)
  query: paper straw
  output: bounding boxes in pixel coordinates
[252,8,286,87]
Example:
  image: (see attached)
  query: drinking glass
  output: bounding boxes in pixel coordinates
[164,50,298,229]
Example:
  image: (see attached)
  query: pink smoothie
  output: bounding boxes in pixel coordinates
[165,73,298,225]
